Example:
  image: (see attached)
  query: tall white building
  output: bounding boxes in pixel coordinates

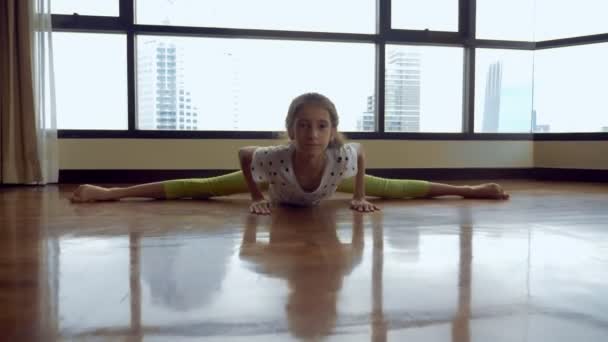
[531,109,551,132]
[137,40,198,130]
[385,51,421,132]
[357,95,375,131]
[482,61,502,132]
[358,51,421,132]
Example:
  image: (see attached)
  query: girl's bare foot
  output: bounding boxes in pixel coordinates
[70,184,118,203]
[467,183,510,200]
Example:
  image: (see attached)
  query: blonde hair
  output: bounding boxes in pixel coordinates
[283,92,347,149]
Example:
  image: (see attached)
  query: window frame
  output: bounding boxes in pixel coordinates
[53,0,608,140]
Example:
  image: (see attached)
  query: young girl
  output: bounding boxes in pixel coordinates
[70,92,509,214]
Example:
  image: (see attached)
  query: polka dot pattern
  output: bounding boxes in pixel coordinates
[250,142,359,206]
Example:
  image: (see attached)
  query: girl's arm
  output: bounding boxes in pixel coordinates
[352,146,366,201]
[351,145,379,212]
[239,146,272,215]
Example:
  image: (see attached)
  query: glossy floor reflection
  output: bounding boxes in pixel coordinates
[1,181,608,341]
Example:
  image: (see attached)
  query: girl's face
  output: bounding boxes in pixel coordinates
[290,104,336,156]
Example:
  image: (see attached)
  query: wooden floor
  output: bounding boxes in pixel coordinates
[1,180,608,341]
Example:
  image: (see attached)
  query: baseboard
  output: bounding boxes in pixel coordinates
[532,168,608,182]
[59,169,230,184]
[57,168,608,184]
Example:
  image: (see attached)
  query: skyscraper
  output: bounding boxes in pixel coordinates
[482,61,502,132]
[531,109,551,132]
[359,50,421,132]
[137,40,199,130]
[357,95,375,131]
[225,52,241,130]
[385,50,421,132]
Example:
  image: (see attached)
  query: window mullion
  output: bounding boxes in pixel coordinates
[461,0,476,133]
[122,0,136,131]
[377,0,389,133]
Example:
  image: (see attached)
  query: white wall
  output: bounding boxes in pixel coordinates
[534,141,608,169]
[58,139,534,169]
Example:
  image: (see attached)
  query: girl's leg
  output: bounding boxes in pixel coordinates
[337,175,508,199]
[426,182,509,199]
[71,171,259,202]
[337,175,430,199]
[71,182,166,202]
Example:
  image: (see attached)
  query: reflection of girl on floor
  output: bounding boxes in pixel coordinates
[239,204,364,340]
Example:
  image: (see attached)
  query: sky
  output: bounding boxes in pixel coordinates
[51,0,608,132]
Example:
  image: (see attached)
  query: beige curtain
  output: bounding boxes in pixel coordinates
[0,0,57,184]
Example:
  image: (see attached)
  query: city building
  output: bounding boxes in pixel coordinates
[385,50,421,132]
[357,95,375,131]
[137,40,199,130]
[359,50,421,132]
[482,61,502,132]
[531,109,551,132]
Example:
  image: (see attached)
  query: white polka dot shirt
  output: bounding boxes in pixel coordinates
[251,143,360,206]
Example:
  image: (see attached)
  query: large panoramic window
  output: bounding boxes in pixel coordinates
[474,49,534,133]
[54,33,128,130]
[385,45,463,132]
[51,0,608,137]
[135,0,375,34]
[392,0,458,32]
[533,43,608,133]
[136,36,375,132]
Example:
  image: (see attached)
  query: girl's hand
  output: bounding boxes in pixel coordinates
[250,199,272,215]
[350,198,380,212]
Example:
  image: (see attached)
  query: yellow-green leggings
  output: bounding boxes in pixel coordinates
[163,171,430,200]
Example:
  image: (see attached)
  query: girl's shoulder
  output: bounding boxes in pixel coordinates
[344,142,361,152]
[253,144,292,160]
[329,142,360,157]
[326,143,360,178]
[327,143,360,167]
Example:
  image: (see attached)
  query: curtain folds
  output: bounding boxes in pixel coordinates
[0,0,58,184]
